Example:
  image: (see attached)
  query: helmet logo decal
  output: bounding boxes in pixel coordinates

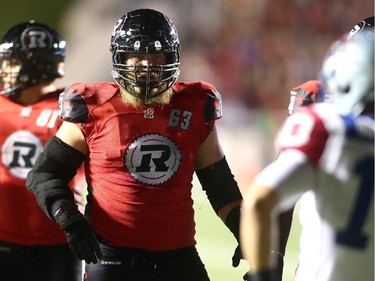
[21,28,52,51]
[1,130,43,179]
[125,134,181,185]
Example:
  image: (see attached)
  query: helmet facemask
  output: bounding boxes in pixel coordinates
[112,50,179,102]
[0,53,22,98]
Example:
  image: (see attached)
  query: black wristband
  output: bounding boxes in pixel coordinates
[52,199,84,231]
[225,207,241,241]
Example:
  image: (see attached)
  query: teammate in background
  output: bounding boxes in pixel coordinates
[26,9,244,281]
[0,21,83,281]
[240,29,374,281]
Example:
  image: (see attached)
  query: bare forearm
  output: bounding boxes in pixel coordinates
[241,185,278,272]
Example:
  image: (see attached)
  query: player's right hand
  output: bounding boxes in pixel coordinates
[244,269,275,281]
[232,244,243,267]
[64,218,103,264]
[52,199,103,264]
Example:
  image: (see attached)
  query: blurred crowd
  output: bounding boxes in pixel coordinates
[181,0,372,109]
[60,0,372,111]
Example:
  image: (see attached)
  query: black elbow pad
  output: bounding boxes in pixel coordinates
[26,136,85,219]
[195,157,242,213]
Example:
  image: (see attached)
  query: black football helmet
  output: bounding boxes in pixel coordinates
[0,21,66,100]
[110,9,180,100]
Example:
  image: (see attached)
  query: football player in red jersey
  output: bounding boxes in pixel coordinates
[0,21,84,281]
[26,9,244,281]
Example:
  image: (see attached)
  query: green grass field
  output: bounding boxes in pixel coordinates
[192,183,302,281]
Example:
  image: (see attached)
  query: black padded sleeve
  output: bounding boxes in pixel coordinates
[26,136,85,219]
[195,156,242,213]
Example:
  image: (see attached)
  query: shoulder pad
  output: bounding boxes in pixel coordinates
[203,83,223,123]
[288,80,321,115]
[173,81,223,123]
[58,82,119,123]
[59,84,89,123]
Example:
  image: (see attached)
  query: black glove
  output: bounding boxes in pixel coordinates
[232,244,242,267]
[244,269,277,281]
[225,207,244,267]
[52,199,103,264]
[243,252,284,281]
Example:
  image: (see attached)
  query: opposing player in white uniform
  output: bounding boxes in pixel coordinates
[240,30,374,281]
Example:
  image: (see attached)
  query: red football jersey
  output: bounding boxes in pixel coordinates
[0,90,84,245]
[59,81,222,251]
[0,90,65,245]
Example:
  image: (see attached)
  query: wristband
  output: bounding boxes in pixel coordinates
[52,199,84,230]
[225,207,241,241]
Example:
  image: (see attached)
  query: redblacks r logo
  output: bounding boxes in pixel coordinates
[125,134,181,185]
[21,27,52,51]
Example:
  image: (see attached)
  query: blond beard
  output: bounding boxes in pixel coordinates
[120,86,174,107]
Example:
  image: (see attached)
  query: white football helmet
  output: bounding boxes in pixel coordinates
[320,31,374,116]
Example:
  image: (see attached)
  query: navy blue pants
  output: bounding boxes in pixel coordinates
[84,243,210,281]
[0,240,82,281]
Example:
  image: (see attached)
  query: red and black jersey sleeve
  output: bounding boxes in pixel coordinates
[203,86,223,124]
[58,82,119,123]
[59,84,89,123]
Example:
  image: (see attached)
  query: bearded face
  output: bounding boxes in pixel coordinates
[112,52,179,106]
[120,86,174,107]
